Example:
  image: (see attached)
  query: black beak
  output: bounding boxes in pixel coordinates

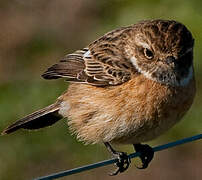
[165,56,175,65]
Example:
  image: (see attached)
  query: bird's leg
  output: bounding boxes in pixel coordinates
[133,143,154,169]
[104,142,131,176]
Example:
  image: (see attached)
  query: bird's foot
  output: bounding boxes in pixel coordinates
[133,143,154,169]
[109,151,131,176]
[104,142,131,175]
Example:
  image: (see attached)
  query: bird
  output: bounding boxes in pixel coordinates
[1,19,195,175]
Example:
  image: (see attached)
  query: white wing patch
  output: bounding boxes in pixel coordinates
[83,49,91,58]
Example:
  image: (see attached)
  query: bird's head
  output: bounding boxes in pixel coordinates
[129,19,194,86]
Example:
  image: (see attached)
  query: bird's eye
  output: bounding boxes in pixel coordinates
[144,48,153,59]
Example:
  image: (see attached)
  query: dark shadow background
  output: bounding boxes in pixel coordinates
[0,0,201,179]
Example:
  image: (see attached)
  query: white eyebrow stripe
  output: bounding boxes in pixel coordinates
[137,41,151,49]
[135,35,151,49]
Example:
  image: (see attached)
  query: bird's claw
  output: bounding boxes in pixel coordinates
[109,152,131,176]
[134,144,154,169]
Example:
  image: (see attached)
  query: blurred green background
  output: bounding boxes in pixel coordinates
[0,0,201,179]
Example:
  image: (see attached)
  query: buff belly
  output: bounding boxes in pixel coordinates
[58,75,195,145]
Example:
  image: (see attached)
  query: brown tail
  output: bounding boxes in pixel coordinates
[1,101,62,135]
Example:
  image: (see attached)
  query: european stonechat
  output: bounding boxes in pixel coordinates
[2,19,195,175]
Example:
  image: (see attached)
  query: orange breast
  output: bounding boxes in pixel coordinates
[62,74,196,144]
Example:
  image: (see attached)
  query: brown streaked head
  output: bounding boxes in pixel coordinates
[128,19,194,86]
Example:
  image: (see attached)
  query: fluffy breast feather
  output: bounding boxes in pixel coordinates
[59,75,195,144]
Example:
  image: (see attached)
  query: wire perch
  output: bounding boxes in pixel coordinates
[34,134,202,180]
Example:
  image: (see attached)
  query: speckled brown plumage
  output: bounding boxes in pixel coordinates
[42,19,194,87]
[1,19,196,174]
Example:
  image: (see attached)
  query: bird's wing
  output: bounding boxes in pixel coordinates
[42,27,136,86]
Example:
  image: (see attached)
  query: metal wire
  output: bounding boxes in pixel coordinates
[34,134,202,180]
